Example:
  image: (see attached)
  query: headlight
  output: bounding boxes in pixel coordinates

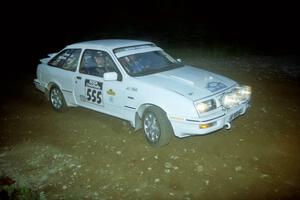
[222,85,251,108]
[195,99,216,114]
[222,92,240,108]
[239,85,251,100]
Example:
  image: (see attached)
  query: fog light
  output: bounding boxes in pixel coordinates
[199,122,215,129]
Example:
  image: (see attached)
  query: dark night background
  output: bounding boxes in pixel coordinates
[1,2,300,199]
[3,1,300,77]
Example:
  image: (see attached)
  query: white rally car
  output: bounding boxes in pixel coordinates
[34,39,251,147]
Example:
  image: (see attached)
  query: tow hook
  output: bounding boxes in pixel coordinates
[224,122,231,130]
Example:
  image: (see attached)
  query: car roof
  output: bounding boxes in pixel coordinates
[66,39,154,51]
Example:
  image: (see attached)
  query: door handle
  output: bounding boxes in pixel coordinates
[76,76,82,80]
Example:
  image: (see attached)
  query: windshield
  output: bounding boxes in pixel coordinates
[118,51,183,76]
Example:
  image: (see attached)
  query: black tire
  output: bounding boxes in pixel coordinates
[142,106,173,147]
[49,86,67,112]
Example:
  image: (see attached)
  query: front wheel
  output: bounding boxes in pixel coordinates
[49,86,67,112]
[142,106,173,147]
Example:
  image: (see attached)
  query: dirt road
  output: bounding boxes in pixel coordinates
[1,50,300,199]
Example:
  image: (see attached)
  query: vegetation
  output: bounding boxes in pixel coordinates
[0,177,46,200]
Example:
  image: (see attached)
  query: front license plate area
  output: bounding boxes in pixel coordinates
[230,108,242,122]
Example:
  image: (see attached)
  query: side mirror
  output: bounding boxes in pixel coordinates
[176,58,182,63]
[104,72,118,81]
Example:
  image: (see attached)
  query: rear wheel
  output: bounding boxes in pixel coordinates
[49,86,67,112]
[142,106,173,147]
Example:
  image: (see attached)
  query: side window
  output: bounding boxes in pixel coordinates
[62,49,81,71]
[79,49,121,79]
[48,49,70,68]
[48,49,81,72]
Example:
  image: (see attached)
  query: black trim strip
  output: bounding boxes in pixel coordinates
[201,114,225,122]
[186,114,225,123]
[186,119,201,122]
[62,89,73,94]
[124,105,136,110]
[127,96,134,99]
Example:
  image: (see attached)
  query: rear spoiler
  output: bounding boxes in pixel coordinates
[48,53,57,58]
[39,52,57,64]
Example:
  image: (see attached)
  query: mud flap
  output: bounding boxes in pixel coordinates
[134,112,142,131]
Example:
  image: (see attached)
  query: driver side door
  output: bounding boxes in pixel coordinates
[73,49,106,112]
[73,49,125,118]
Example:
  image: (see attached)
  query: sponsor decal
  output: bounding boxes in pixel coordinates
[126,87,138,92]
[106,89,116,96]
[85,79,102,90]
[80,95,86,102]
[206,82,227,92]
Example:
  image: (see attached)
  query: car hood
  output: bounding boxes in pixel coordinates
[136,66,236,101]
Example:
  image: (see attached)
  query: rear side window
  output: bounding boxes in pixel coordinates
[48,49,81,71]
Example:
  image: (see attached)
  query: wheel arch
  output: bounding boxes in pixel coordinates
[134,103,167,130]
[46,82,63,100]
[137,103,174,147]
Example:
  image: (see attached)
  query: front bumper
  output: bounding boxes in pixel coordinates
[169,102,250,138]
